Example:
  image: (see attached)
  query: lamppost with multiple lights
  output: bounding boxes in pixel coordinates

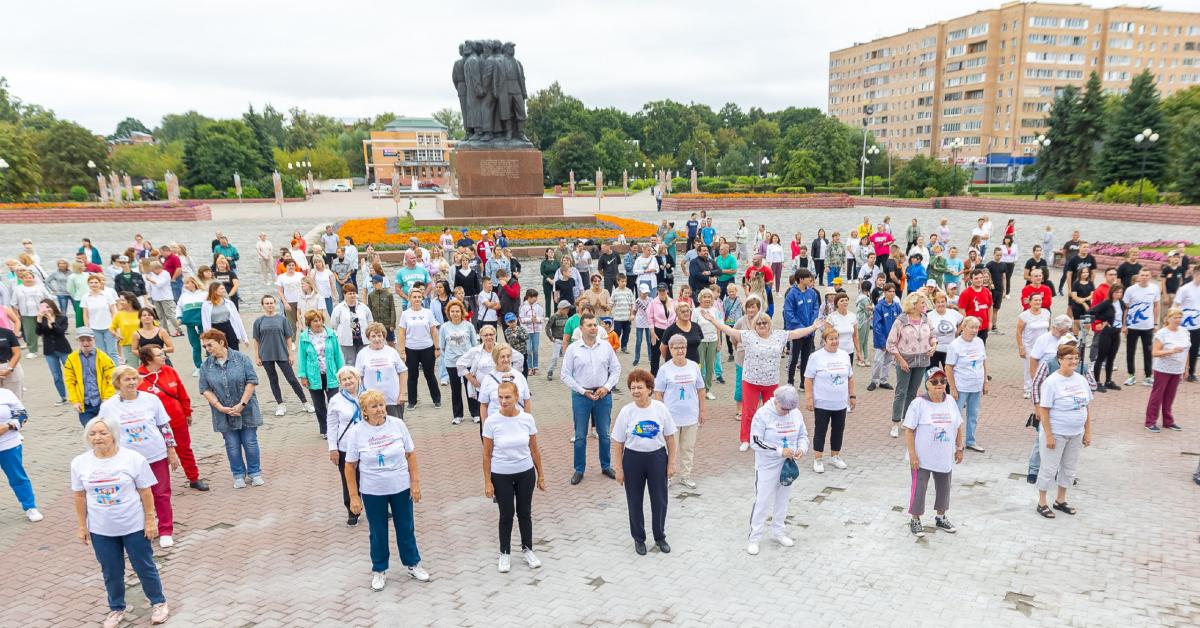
[866,145,880,196]
[1134,127,1160,207]
[1031,134,1051,200]
[947,137,964,196]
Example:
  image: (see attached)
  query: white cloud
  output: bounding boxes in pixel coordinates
[2,0,1196,134]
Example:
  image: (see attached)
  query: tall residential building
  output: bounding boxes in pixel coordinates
[828,1,1200,180]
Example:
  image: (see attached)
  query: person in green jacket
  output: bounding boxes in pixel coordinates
[367,275,396,342]
[929,244,948,289]
[296,310,345,436]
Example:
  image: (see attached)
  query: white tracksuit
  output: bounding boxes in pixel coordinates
[748,402,809,542]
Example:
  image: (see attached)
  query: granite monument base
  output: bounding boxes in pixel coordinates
[452,149,545,198]
[436,196,564,219]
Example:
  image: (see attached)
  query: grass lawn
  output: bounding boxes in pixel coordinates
[1145,244,1200,255]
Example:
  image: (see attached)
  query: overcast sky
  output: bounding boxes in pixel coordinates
[3,0,1196,135]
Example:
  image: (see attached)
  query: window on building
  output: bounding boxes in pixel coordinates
[1030,16,1061,28]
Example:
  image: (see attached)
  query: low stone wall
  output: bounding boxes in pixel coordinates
[662,193,853,212]
[858,196,1200,226]
[203,197,306,204]
[0,203,212,223]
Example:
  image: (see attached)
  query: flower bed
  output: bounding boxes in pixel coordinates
[337,214,660,249]
[1090,240,1190,262]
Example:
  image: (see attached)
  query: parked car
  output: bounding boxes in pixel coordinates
[329,182,351,192]
[379,184,392,194]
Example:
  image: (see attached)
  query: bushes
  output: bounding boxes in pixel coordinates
[1162,191,1182,205]
[192,183,217,199]
[68,185,88,202]
[1073,181,1093,196]
[1100,180,1158,204]
[701,180,732,193]
[241,186,262,199]
[775,186,807,193]
[922,186,939,199]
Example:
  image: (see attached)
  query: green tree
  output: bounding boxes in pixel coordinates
[1037,84,1080,193]
[108,117,150,141]
[0,77,18,124]
[594,129,641,179]
[1097,70,1167,186]
[718,102,748,130]
[773,106,823,136]
[745,119,780,161]
[337,128,370,178]
[783,115,855,184]
[639,100,691,161]
[431,107,464,140]
[156,111,212,143]
[545,131,598,185]
[1072,71,1105,183]
[243,104,279,172]
[526,82,589,151]
[110,143,184,180]
[284,107,342,152]
[1175,118,1200,203]
[35,120,108,192]
[1162,85,1200,185]
[716,144,755,176]
[781,149,820,187]
[0,122,41,197]
[182,120,267,188]
[273,143,349,179]
[259,104,286,148]
[892,155,954,197]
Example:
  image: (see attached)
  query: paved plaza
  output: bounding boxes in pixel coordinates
[2,193,1198,627]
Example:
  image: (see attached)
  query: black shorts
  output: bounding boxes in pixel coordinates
[991,289,1003,310]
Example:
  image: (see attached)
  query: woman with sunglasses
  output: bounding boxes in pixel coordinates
[902,367,964,538]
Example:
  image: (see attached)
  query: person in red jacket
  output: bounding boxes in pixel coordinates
[137,345,209,491]
[958,269,994,343]
[1020,268,1054,311]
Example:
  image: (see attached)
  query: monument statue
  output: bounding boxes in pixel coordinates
[454,39,533,149]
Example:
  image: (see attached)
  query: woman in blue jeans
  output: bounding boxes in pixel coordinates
[945,316,988,453]
[345,390,430,591]
[72,415,170,627]
[1,387,41,522]
[197,329,265,489]
[34,298,72,404]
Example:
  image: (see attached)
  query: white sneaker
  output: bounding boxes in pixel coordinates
[472,416,481,424]
[1124,375,1137,386]
[890,425,900,438]
[746,541,760,555]
[523,548,542,569]
[829,456,848,470]
[233,477,247,489]
[159,535,174,548]
[498,553,511,573]
[739,442,750,452]
[772,534,795,547]
[705,392,717,401]
[1144,377,1154,386]
[25,508,43,522]
[813,459,825,474]
[275,404,287,416]
[191,368,200,378]
[25,352,37,359]
[680,478,697,489]
[407,564,430,582]
[251,475,265,487]
[371,571,387,591]
[304,402,316,413]
[1022,390,1030,399]
[451,416,462,425]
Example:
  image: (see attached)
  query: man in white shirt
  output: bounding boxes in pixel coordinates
[561,314,621,485]
[254,233,275,281]
[1173,269,1200,382]
[1123,268,1161,386]
[320,226,339,266]
[971,217,991,258]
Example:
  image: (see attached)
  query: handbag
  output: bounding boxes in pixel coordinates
[779,458,799,486]
[1025,412,1039,429]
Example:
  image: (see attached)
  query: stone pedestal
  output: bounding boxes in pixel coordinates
[437,148,564,222]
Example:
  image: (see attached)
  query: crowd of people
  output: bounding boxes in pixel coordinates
[2,212,1198,625]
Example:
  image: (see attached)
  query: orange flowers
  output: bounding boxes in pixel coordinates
[339,214,661,248]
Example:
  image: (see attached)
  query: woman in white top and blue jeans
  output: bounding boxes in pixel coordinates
[326,367,364,526]
[482,381,545,573]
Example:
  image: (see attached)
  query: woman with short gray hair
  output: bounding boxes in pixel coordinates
[746,385,807,555]
[1036,344,1093,518]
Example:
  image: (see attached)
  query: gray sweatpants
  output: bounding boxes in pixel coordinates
[153,299,182,335]
[892,365,927,423]
[908,467,951,517]
[870,348,894,384]
[1036,431,1083,492]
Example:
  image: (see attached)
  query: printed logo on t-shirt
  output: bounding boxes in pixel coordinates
[87,472,124,506]
[632,420,661,439]
[1183,308,1200,329]
[1127,301,1152,326]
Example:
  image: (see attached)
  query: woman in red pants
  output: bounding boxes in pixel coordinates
[137,345,210,492]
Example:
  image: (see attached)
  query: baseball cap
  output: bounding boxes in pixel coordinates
[371,275,384,284]
[926,367,947,380]
[832,277,843,286]
[946,282,959,290]
[460,228,468,233]
[556,300,571,309]
[639,284,650,294]
[481,229,488,235]
[656,284,668,291]
[117,255,129,262]
[925,279,938,288]
[600,317,613,324]
[503,312,517,322]
[76,328,95,339]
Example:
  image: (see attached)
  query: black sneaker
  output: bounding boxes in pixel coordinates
[879,382,894,390]
[1026,473,1037,484]
[934,516,956,533]
[1146,425,1161,433]
[1167,424,1182,431]
[407,401,418,410]
[347,514,360,527]
[1105,381,1121,390]
[1093,386,1107,394]
[716,376,726,384]
[1188,375,1198,383]
[909,519,925,537]
[188,479,210,491]
[866,382,877,392]
[433,401,442,409]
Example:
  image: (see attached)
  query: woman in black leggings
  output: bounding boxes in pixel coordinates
[252,296,309,414]
[482,381,545,573]
[1089,285,1124,390]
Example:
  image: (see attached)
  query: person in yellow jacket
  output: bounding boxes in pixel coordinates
[63,328,115,427]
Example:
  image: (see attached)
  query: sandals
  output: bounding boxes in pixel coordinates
[1052,501,1077,515]
[1036,504,1055,518]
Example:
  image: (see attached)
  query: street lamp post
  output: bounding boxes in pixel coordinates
[866,146,880,196]
[1134,127,1160,207]
[1032,134,1051,201]
[948,137,964,196]
[761,156,769,179]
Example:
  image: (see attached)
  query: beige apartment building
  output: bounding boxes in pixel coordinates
[828,1,1200,181]
[362,117,452,186]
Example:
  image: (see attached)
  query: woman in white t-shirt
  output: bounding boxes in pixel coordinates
[0,387,40,521]
[1146,306,1189,432]
[482,381,545,574]
[477,343,531,425]
[804,327,855,474]
[344,390,430,591]
[611,369,678,555]
[355,323,408,419]
[82,273,119,359]
[693,289,723,399]
[945,316,988,453]
[824,292,860,362]
[326,367,365,526]
[902,367,964,538]
[99,366,180,548]
[653,335,706,489]
[397,285,441,410]
[1016,292,1051,397]
[746,385,807,555]
[308,256,337,315]
[275,260,305,330]
[72,415,170,626]
[927,291,962,370]
[1035,344,1093,519]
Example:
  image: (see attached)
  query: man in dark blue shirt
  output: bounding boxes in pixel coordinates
[783,269,820,387]
[685,213,700,252]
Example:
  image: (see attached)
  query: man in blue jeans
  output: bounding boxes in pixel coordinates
[561,314,621,485]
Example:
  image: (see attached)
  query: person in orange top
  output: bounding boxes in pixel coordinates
[602,318,620,350]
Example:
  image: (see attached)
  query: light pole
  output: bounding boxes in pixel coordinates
[761,156,769,179]
[1032,134,1051,200]
[948,137,964,195]
[1134,127,1160,207]
[866,146,880,196]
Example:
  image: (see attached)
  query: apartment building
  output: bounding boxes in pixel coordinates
[828,1,1200,180]
[362,117,452,185]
